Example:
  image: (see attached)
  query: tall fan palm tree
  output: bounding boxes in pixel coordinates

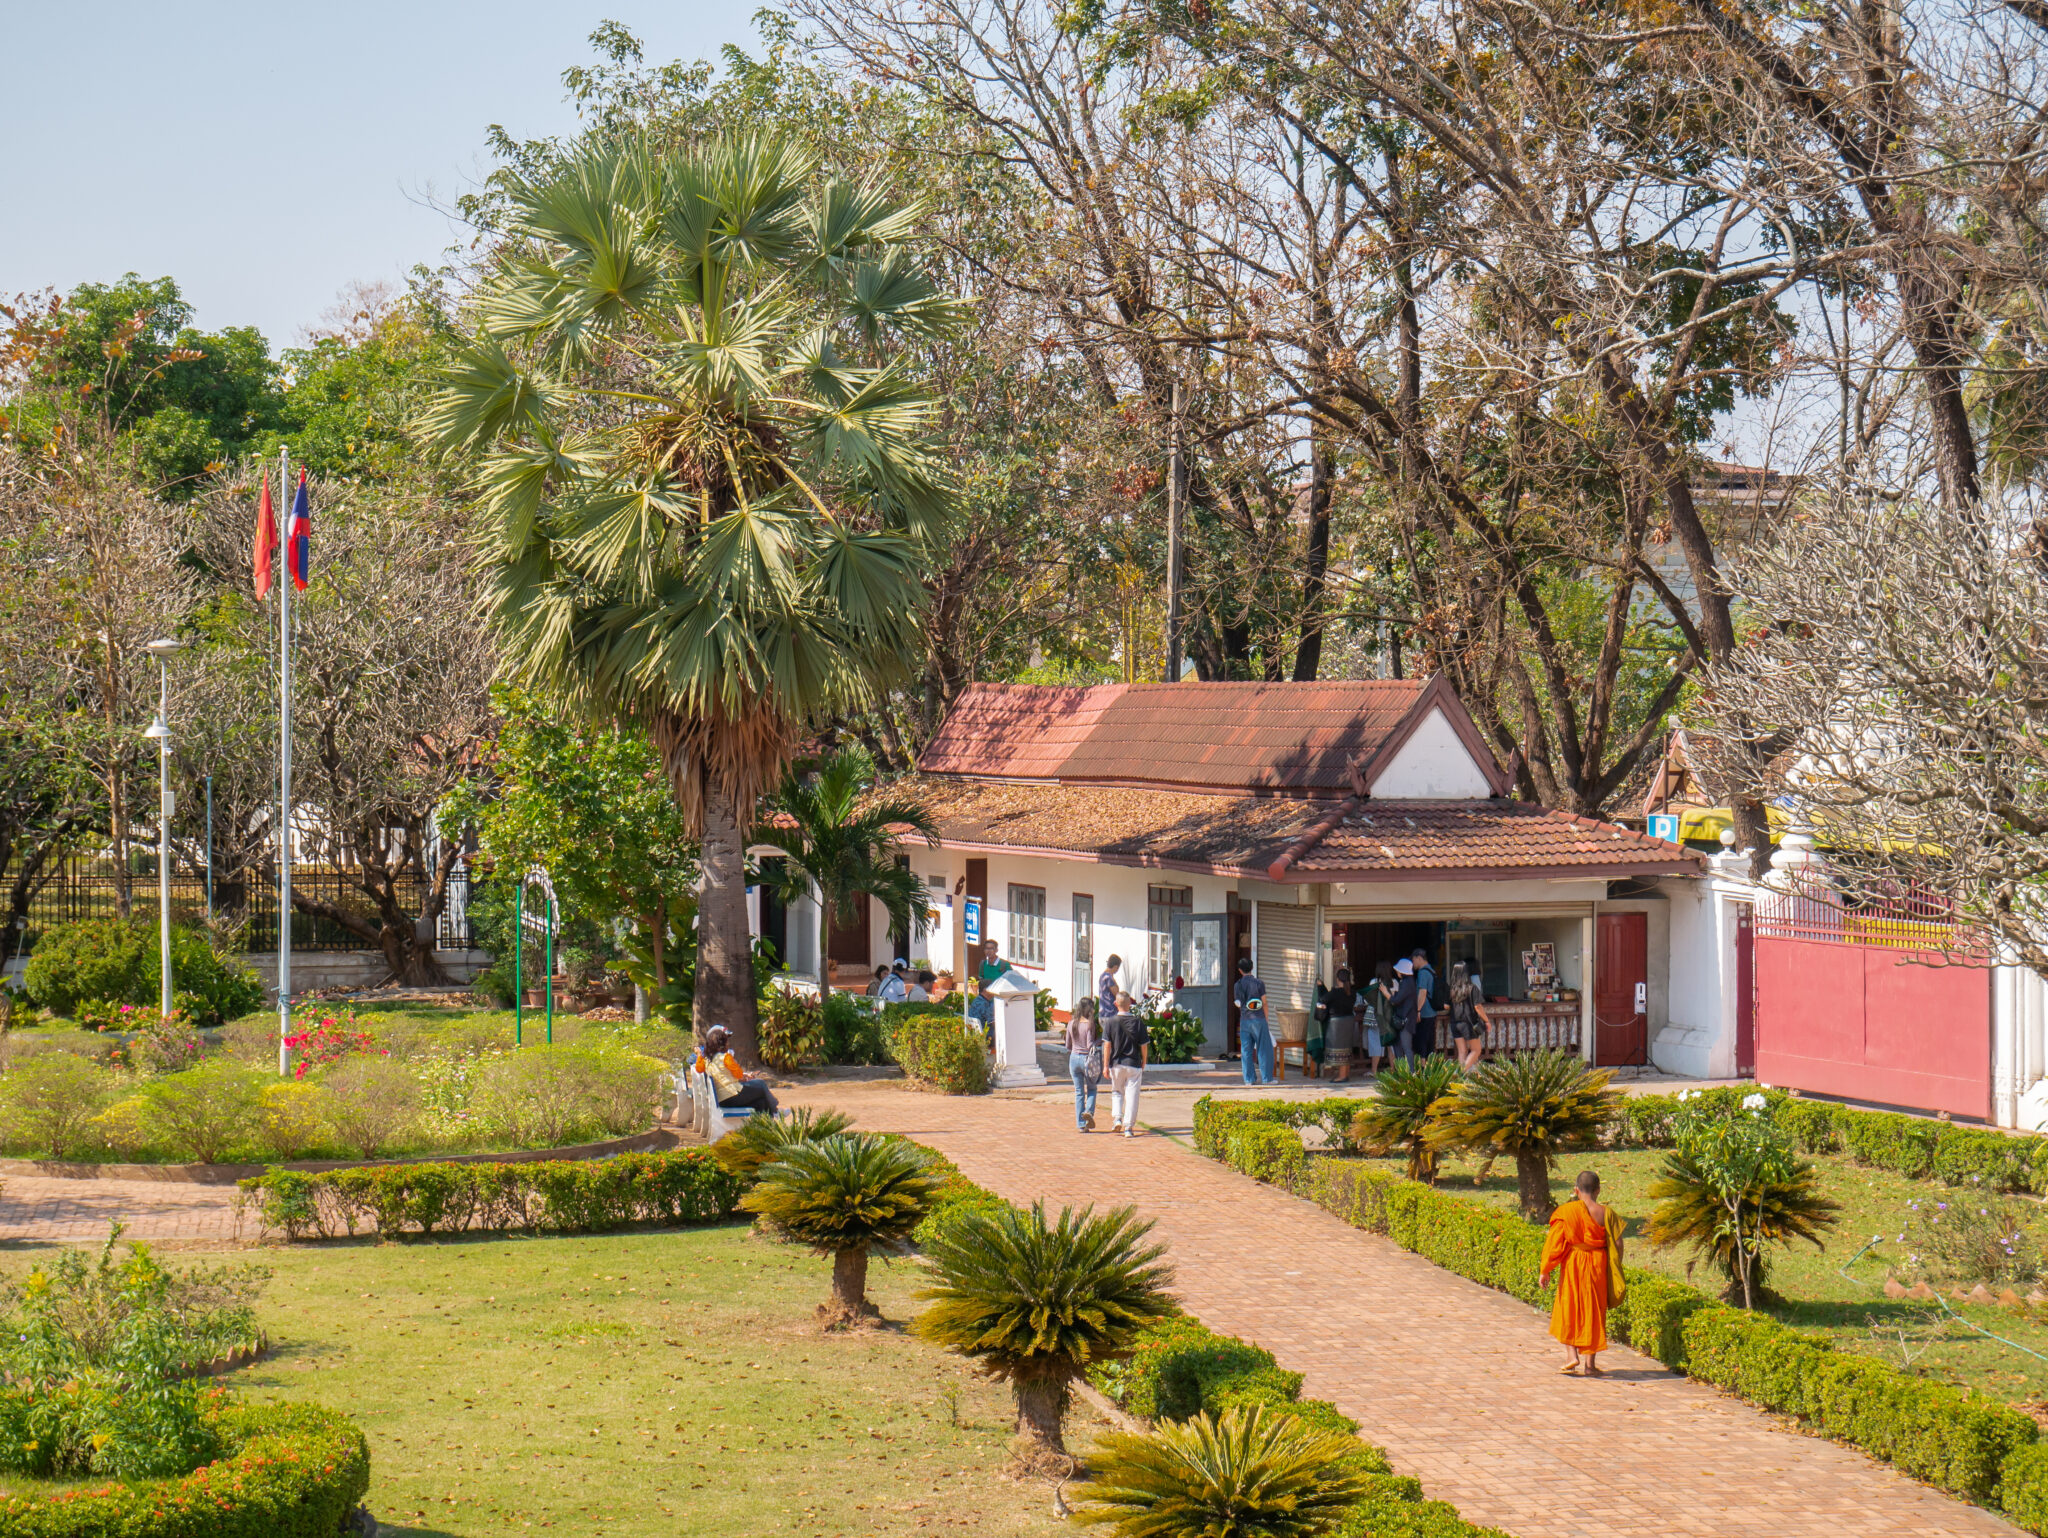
[754,745,939,997]
[422,136,965,1063]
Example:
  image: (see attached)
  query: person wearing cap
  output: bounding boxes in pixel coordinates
[873,964,908,1003]
[695,1027,779,1115]
[1390,958,1420,1065]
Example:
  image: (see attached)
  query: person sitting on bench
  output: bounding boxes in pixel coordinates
[695,1026,779,1115]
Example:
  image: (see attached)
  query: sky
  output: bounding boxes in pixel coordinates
[0,1,761,348]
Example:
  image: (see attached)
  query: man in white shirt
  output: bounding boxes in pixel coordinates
[874,964,909,1003]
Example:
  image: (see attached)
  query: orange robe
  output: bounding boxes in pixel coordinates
[1540,1199,1622,1352]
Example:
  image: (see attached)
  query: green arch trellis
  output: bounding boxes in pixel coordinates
[513,865,558,1046]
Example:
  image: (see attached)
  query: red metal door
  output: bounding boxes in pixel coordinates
[1754,939,1990,1119]
[1734,903,1756,1076]
[1594,912,1648,1066]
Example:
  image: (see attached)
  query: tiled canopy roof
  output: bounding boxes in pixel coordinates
[900,777,1702,881]
[919,680,1431,793]
[1266,800,1702,880]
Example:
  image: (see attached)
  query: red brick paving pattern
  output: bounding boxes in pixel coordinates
[783,1080,2023,1538]
[0,1079,2021,1535]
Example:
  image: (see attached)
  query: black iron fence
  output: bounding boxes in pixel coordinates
[19,859,477,955]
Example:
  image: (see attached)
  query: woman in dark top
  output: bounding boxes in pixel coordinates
[1448,961,1492,1069]
[1367,960,1396,1076]
[1324,968,1359,1082]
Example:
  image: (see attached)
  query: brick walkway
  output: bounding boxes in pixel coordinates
[0,1174,240,1246]
[783,1079,2022,1538]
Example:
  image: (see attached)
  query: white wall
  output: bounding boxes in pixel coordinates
[903,846,1234,1012]
[1653,853,1751,1079]
[1367,708,1497,799]
[1998,963,2048,1129]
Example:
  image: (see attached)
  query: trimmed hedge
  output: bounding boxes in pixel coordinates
[1229,1136,2047,1524]
[239,1148,742,1240]
[1089,1314,1509,1538]
[883,1013,991,1096]
[0,1399,369,1538]
[1190,1096,1358,1159]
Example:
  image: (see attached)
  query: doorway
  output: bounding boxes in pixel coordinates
[1594,911,1649,1066]
[1073,894,1095,1012]
[1173,911,1228,1052]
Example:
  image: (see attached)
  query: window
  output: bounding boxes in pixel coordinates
[1008,884,1047,967]
[1147,884,1193,983]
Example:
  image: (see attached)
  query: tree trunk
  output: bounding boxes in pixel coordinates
[1011,1373,1071,1463]
[820,1246,878,1328]
[697,774,762,1066]
[1515,1151,1552,1221]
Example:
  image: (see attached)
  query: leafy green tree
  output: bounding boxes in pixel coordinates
[441,685,697,1000]
[1426,1049,1620,1219]
[752,746,937,996]
[1077,1405,1373,1537]
[914,1202,1176,1461]
[742,1132,940,1324]
[1646,1094,1841,1308]
[423,134,963,1065]
[1,274,282,494]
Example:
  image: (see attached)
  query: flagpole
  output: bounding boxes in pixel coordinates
[277,445,293,1078]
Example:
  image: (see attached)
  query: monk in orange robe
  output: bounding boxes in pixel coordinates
[1539,1168,1625,1375]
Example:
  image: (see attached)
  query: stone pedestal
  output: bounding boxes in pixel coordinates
[988,970,1047,1087]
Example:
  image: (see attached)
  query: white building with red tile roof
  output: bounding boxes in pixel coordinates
[757,676,1750,1078]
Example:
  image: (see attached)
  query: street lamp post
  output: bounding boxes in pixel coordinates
[143,638,188,1019]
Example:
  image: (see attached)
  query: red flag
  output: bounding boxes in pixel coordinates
[254,476,278,599]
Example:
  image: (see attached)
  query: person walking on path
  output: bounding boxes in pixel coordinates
[1066,998,1103,1132]
[1448,961,1491,1069]
[1366,959,1395,1075]
[1324,968,1359,1082]
[1541,1169,1626,1377]
[1233,957,1272,1084]
[1412,947,1439,1055]
[1105,991,1150,1137]
[1390,958,1420,1064]
[1098,954,1122,1016]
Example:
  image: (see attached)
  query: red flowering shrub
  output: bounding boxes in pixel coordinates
[282,1010,384,1081]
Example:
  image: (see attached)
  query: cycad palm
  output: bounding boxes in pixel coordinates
[1645,1152,1840,1303]
[743,1133,941,1325]
[754,745,938,997]
[1076,1405,1373,1538]
[1426,1048,1619,1219]
[422,136,964,1063]
[914,1202,1176,1463]
[1348,1057,1462,1183]
[713,1104,855,1179]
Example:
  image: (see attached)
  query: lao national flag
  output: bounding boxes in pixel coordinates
[287,471,311,591]
[254,476,278,599]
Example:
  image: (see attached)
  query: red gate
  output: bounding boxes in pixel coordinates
[1754,887,1989,1119]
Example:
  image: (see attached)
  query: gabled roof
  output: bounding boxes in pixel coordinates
[1266,800,1702,880]
[920,677,1506,796]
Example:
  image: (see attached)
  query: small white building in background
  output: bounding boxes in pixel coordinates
[760,677,1736,1070]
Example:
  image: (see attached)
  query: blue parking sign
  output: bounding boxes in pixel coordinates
[1648,813,1680,844]
[963,897,983,947]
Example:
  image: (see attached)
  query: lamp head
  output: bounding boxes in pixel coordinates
[144,637,188,658]
[143,716,171,742]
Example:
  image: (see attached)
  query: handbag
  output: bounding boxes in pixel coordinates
[1086,1040,1105,1086]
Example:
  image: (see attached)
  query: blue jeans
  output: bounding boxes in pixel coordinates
[1239,1017,1274,1084]
[1069,1052,1098,1127]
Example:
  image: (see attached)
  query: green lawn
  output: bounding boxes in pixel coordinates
[214,1224,1086,1537]
[1339,1145,2048,1409]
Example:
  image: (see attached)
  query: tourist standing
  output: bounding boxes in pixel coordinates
[1324,968,1359,1082]
[1233,957,1272,1085]
[978,938,1010,989]
[1065,998,1103,1132]
[1099,953,1122,1015]
[1367,959,1395,1075]
[1390,958,1419,1064]
[1105,991,1151,1138]
[1411,947,1439,1055]
[1540,1169,1626,1376]
[1448,961,1491,1069]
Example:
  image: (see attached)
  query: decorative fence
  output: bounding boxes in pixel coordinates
[20,859,477,955]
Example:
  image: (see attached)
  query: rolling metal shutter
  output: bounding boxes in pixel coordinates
[1255,902,1319,1012]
